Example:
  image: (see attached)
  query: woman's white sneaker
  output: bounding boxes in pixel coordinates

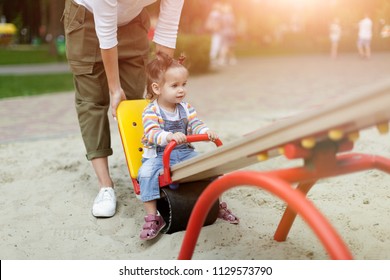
[92,187,116,217]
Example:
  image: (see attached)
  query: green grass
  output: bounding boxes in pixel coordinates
[0,45,66,65]
[0,44,71,99]
[0,73,74,99]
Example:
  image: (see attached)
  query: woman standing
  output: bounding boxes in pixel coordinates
[62,0,184,218]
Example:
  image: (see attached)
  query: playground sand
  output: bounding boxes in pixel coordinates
[1,54,390,260]
[1,122,389,260]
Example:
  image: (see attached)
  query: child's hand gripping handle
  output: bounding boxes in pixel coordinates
[159,134,223,187]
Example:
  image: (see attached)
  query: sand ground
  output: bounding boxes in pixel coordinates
[1,53,390,260]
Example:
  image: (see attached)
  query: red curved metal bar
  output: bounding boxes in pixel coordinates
[178,171,353,260]
[273,153,390,241]
[160,134,223,186]
[274,180,317,241]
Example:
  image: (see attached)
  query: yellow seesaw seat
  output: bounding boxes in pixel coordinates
[116,99,149,195]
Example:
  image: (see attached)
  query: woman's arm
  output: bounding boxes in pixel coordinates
[92,0,125,119]
[101,46,126,119]
[153,0,184,54]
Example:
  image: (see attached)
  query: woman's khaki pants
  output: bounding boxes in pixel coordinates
[63,0,150,160]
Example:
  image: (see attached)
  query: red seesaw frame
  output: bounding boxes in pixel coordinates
[161,135,390,260]
[158,134,223,187]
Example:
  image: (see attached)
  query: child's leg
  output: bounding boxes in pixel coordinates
[144,199,157,215]
[170,149,198,165]
[138,156,167,240]
[138,156,163,202]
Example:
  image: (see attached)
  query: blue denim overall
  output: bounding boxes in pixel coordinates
[138,104,198,202]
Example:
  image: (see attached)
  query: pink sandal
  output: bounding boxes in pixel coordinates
[218,202,239,224]
[140,214,166,240]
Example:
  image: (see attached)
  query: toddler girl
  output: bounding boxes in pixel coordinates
[137,52,238,241]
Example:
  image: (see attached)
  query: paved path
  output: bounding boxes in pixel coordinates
[1,52,390,144]
[0,62,70,75]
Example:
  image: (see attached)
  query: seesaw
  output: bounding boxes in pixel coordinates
[117,80,390,260]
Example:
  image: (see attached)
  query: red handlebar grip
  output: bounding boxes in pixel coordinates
[160,134,223,186]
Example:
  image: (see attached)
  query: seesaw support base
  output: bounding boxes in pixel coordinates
[178,140,390,260]
[273,151,390,242]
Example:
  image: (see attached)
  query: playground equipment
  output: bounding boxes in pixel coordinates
[117,100,222,234]
[0,23,17,45]
[117,80,390,259]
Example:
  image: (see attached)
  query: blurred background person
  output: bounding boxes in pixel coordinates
[205,2,223,67]
[357,14,373,59]
[218,2,237,66]
[379,19,390,38]
[329,18,342,59]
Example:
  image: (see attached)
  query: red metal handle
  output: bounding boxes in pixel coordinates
[159,134,223,186]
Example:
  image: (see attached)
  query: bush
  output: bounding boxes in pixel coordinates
[174,34,211,74]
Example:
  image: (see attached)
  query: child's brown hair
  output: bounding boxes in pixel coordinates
[145,52,187,100]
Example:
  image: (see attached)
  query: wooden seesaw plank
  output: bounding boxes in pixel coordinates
[170,80,390,183]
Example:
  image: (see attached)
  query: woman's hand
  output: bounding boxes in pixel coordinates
[110,88,126,120]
